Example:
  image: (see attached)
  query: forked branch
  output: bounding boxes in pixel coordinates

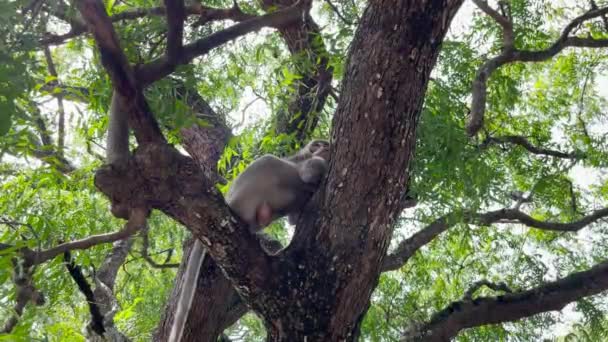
[403,259,608,341]
[75,0,165,145]
[467,2,608,136]
[41,3,256,45]
[382,207,608,272]
[136,1,310,85]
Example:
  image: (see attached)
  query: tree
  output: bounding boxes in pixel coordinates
[2,0,608,340]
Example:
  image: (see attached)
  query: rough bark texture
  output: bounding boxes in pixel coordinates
[259,0,464,339]
[88,0,465,340]
[320,1,461,339]
[152,81,240,341]
[155,1,334,339]
[152,1,464,340]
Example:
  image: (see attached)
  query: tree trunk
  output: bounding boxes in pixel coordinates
[154,0,464,340]
[252,1,464,339]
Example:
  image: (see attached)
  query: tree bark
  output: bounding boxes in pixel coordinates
[89,0,466,340]
[152,82,237,341]
[155,1,334,338]
[256,0,464,339]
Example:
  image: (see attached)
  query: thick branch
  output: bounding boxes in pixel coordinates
[164,0,185,63]
[75,0,165,145]
[404,259,608,341]
[301,0,465,338]
[382,207,608,272]
[483,135,583,159]
[155,81,235,340]
[467,5,608,136]
[164,2,332,336]
[94,144,274,310]
[136,1,309,85]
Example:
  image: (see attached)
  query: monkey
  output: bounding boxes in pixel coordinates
[225,139,330,230]
[169,139,329,342]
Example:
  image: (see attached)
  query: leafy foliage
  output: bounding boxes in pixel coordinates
[1,0,608,340]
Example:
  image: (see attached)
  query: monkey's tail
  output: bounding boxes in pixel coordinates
[168,240,205,342]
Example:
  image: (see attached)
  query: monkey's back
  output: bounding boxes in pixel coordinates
[225,155,306,226]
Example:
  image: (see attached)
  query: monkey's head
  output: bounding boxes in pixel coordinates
[307,139,330,160]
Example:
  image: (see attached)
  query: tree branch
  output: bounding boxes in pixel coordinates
[141,226,179,269]
[43,1,86,31]
[64,250,106,336]
[590,0,608,31]
[323,0,352,25]
[192,1,255,27]
[382,207,608,272]
[162,1,331,334]
[471,0,514,47]
[94,144,274,311]
[75,0,165,145]
[482,135,584,159]
[41,3,256,46]
[467,4,608,136]
[304,0,465,336]
[25,103,75,174]
[403,259,608,341]
[43,46,66,155]
[38,81,90,102]
[1,260,45,333]
[91,225,138,341]
[22,218,143,267]
[154,79,236,339]
[270,6,333,143]
[164,0,185,64]
[111,4,253,22]
[135,1,310,85]
[463,280,512,299]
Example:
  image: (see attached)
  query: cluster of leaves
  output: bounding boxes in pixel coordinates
[2,0,608,340]
[0,163,185,340]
